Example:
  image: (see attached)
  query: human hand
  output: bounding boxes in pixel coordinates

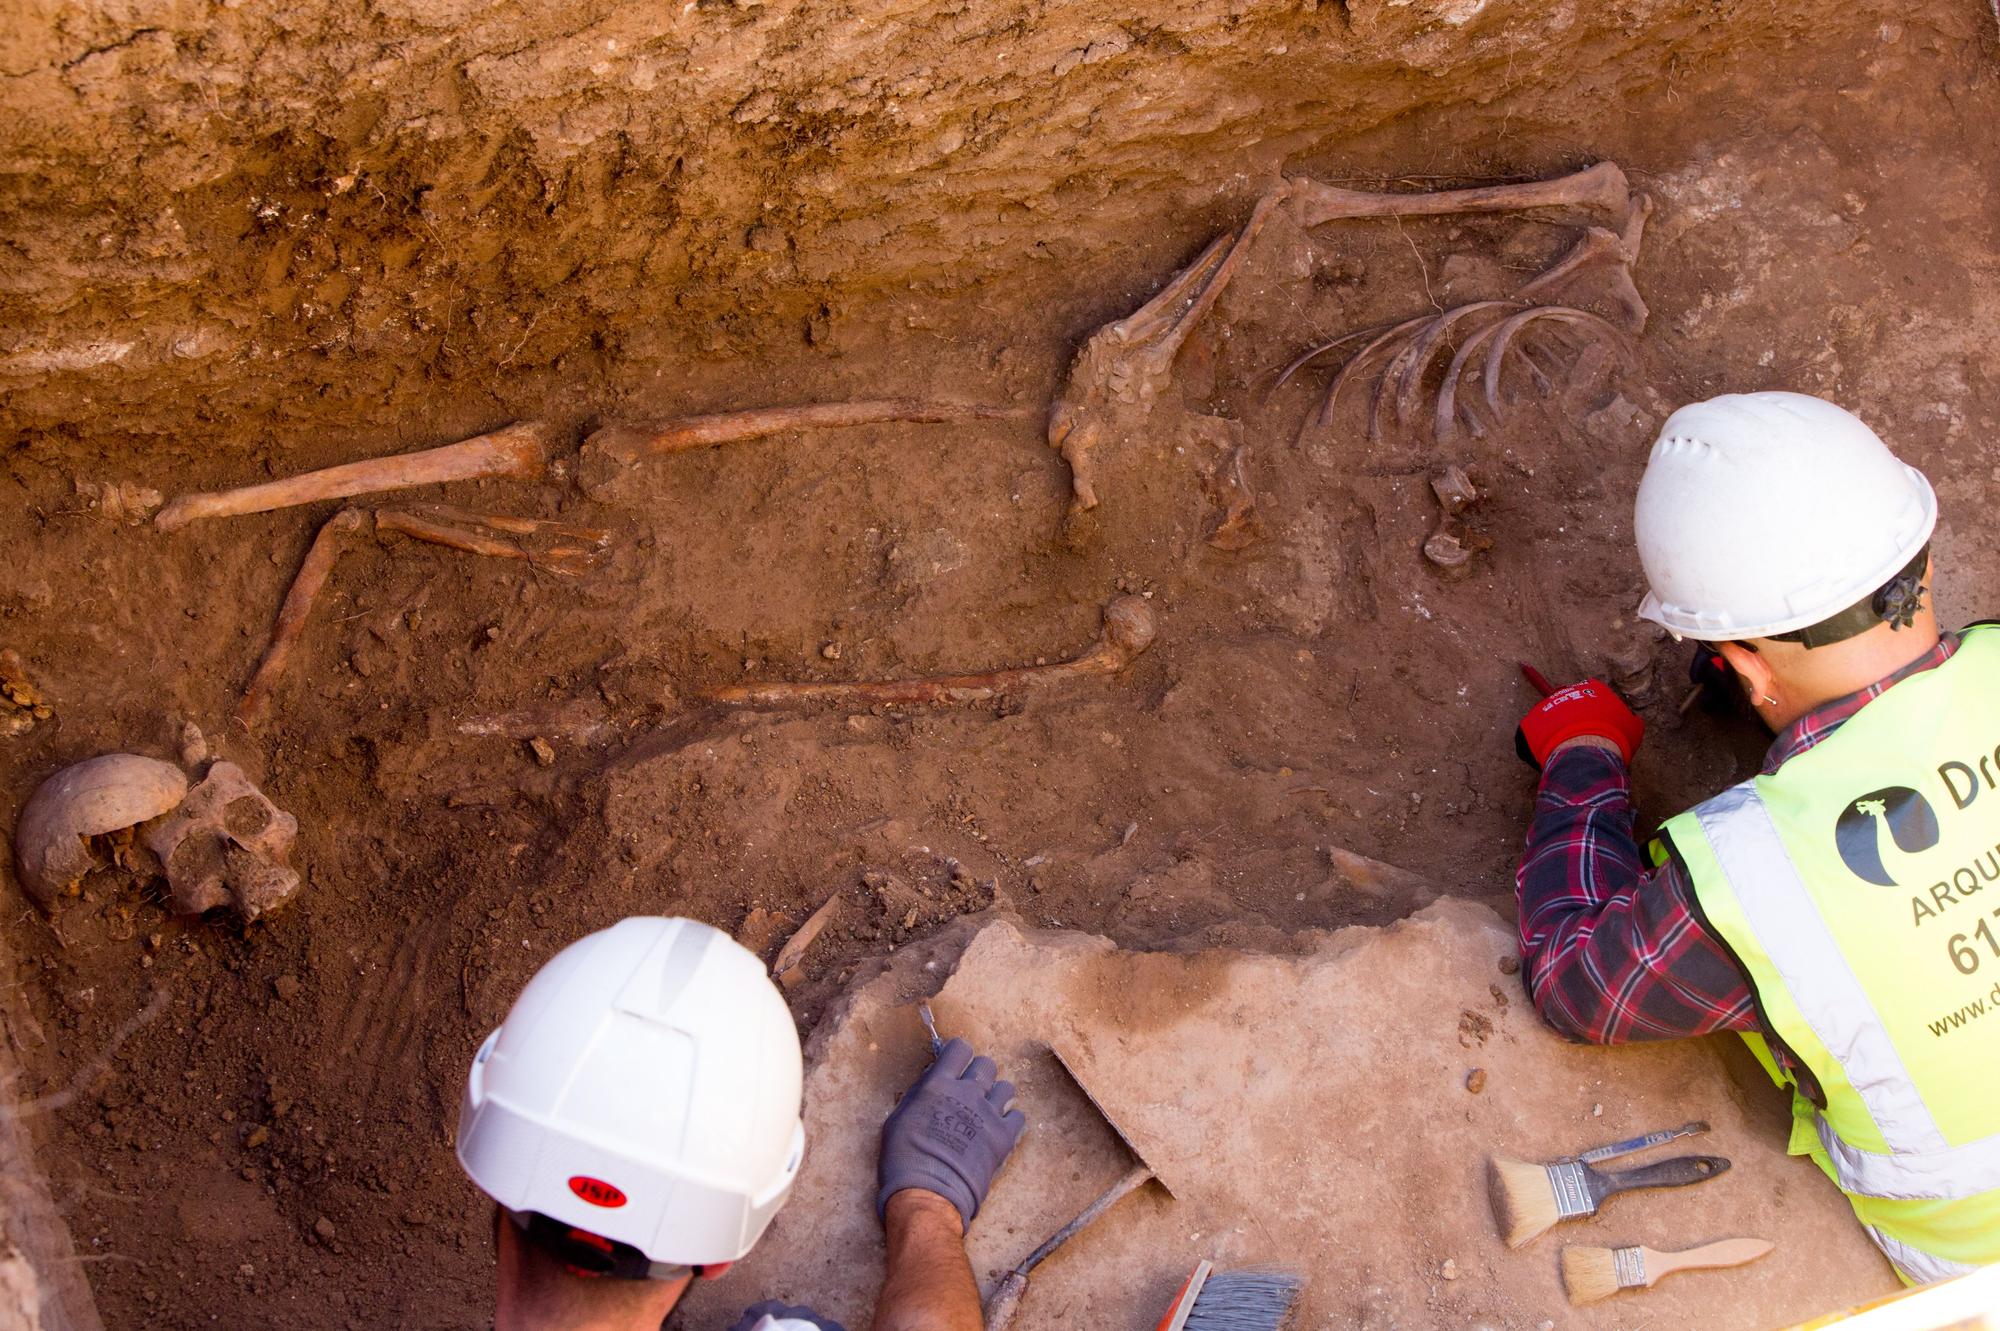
[1516,677,1644,768]
[877,1037,1026,1229]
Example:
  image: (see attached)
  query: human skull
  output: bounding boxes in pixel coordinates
[141,762,300,920]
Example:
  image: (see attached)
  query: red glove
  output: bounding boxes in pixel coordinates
[1516,678,1644,768]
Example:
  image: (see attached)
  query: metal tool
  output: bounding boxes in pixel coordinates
[917,1002,943,1057]
[982,1045,1180,1331]
[1565,1120,1709,1165]
[1678,648,1734,715]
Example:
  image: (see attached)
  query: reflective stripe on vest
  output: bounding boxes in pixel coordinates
[1692,783,2000,1199]
[1867,1227,1980,1285]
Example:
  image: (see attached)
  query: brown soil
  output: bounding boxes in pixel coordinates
[4,1,1999,1327]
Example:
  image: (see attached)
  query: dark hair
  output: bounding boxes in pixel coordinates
[1766,542,1930,649]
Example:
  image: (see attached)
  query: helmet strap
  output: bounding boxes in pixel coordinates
[1767,543,1929,649]
[506,1208,696,1283]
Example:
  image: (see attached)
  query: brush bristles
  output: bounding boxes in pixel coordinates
[1487,1156,1560,1248]
[1560,1245,1624,1305]
[1181,1268,1304,1330]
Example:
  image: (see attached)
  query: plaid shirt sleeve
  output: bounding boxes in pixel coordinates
[1514,743,1759,1043]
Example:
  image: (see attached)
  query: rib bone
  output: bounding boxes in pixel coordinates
[156,422,551,530]
[705,596,1156,711]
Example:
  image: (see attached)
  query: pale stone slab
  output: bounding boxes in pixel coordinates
[683,903,1900,1330]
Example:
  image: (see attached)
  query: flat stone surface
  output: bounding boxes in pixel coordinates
[682,903,1901,1329]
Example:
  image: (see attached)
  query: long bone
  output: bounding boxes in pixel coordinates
[585,400,1027,469]
[375,504,611,576]
[579,399,1033,505]
[238,508,367,727]
[1286,161,1633,232]
[156,422,551,530]
[703,596,1156,711]
[238,502,619,728]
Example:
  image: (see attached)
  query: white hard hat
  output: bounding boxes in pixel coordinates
[1634,391,1936,641]
[456,918,804,1267]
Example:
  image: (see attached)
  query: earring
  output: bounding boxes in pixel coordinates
[1759,694,1778,706]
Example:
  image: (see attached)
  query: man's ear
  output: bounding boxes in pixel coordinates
[1714,640,1774,701]
[699,1261,734,1282]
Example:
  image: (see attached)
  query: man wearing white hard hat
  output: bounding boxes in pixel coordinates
[1511,391,2000,1283]
[456,916,1026,1329]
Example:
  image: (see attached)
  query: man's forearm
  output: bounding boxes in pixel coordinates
[873,1190,983,1331]
[1515,742,1759,1043]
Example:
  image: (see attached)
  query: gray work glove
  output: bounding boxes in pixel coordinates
[726,1301,849,1331]
[877,1037,1026,1229]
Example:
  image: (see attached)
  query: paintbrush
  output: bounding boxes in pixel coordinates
[1152,1261,1303,1331]
[1561,1237,1774,1304]
[1488,1122,1725,1248]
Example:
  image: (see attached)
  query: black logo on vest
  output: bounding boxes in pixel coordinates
[1834,786,1941,887]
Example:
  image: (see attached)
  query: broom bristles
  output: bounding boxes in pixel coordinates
[1560,1245,1624,1305]
[1486,1155,1561,1248]
[1181,1267,1304,1330]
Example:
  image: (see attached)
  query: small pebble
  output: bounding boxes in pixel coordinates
[1465,1068,1487,1095]
[1592,1103,1604,1117]
[272,974,300,1001]
[313,1216,337,1241]
[245,1125,270,1149]
[821,642,841,660]
[1440,1258,1458,1281]
[527,737,556,768]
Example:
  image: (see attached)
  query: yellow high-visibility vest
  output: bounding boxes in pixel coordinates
[1658,625,2000,1283]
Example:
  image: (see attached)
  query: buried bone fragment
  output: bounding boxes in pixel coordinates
[705,596,1156,710]
[142,762,301,921]
[13,754,190,911]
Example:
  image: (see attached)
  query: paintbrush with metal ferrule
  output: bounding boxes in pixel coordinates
[1562,1237,1775,1304]
[1489,1122,1725,1248]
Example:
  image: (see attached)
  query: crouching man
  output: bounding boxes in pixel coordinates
[455,916,1026,1330]
[1512,392,2000,1282]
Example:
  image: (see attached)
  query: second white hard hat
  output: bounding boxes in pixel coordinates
[456,917,805,1267]
[1634,391,1936,641]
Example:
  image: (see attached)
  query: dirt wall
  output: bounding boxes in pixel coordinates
[1,0,1929,458]
[7,3,2000,1329]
